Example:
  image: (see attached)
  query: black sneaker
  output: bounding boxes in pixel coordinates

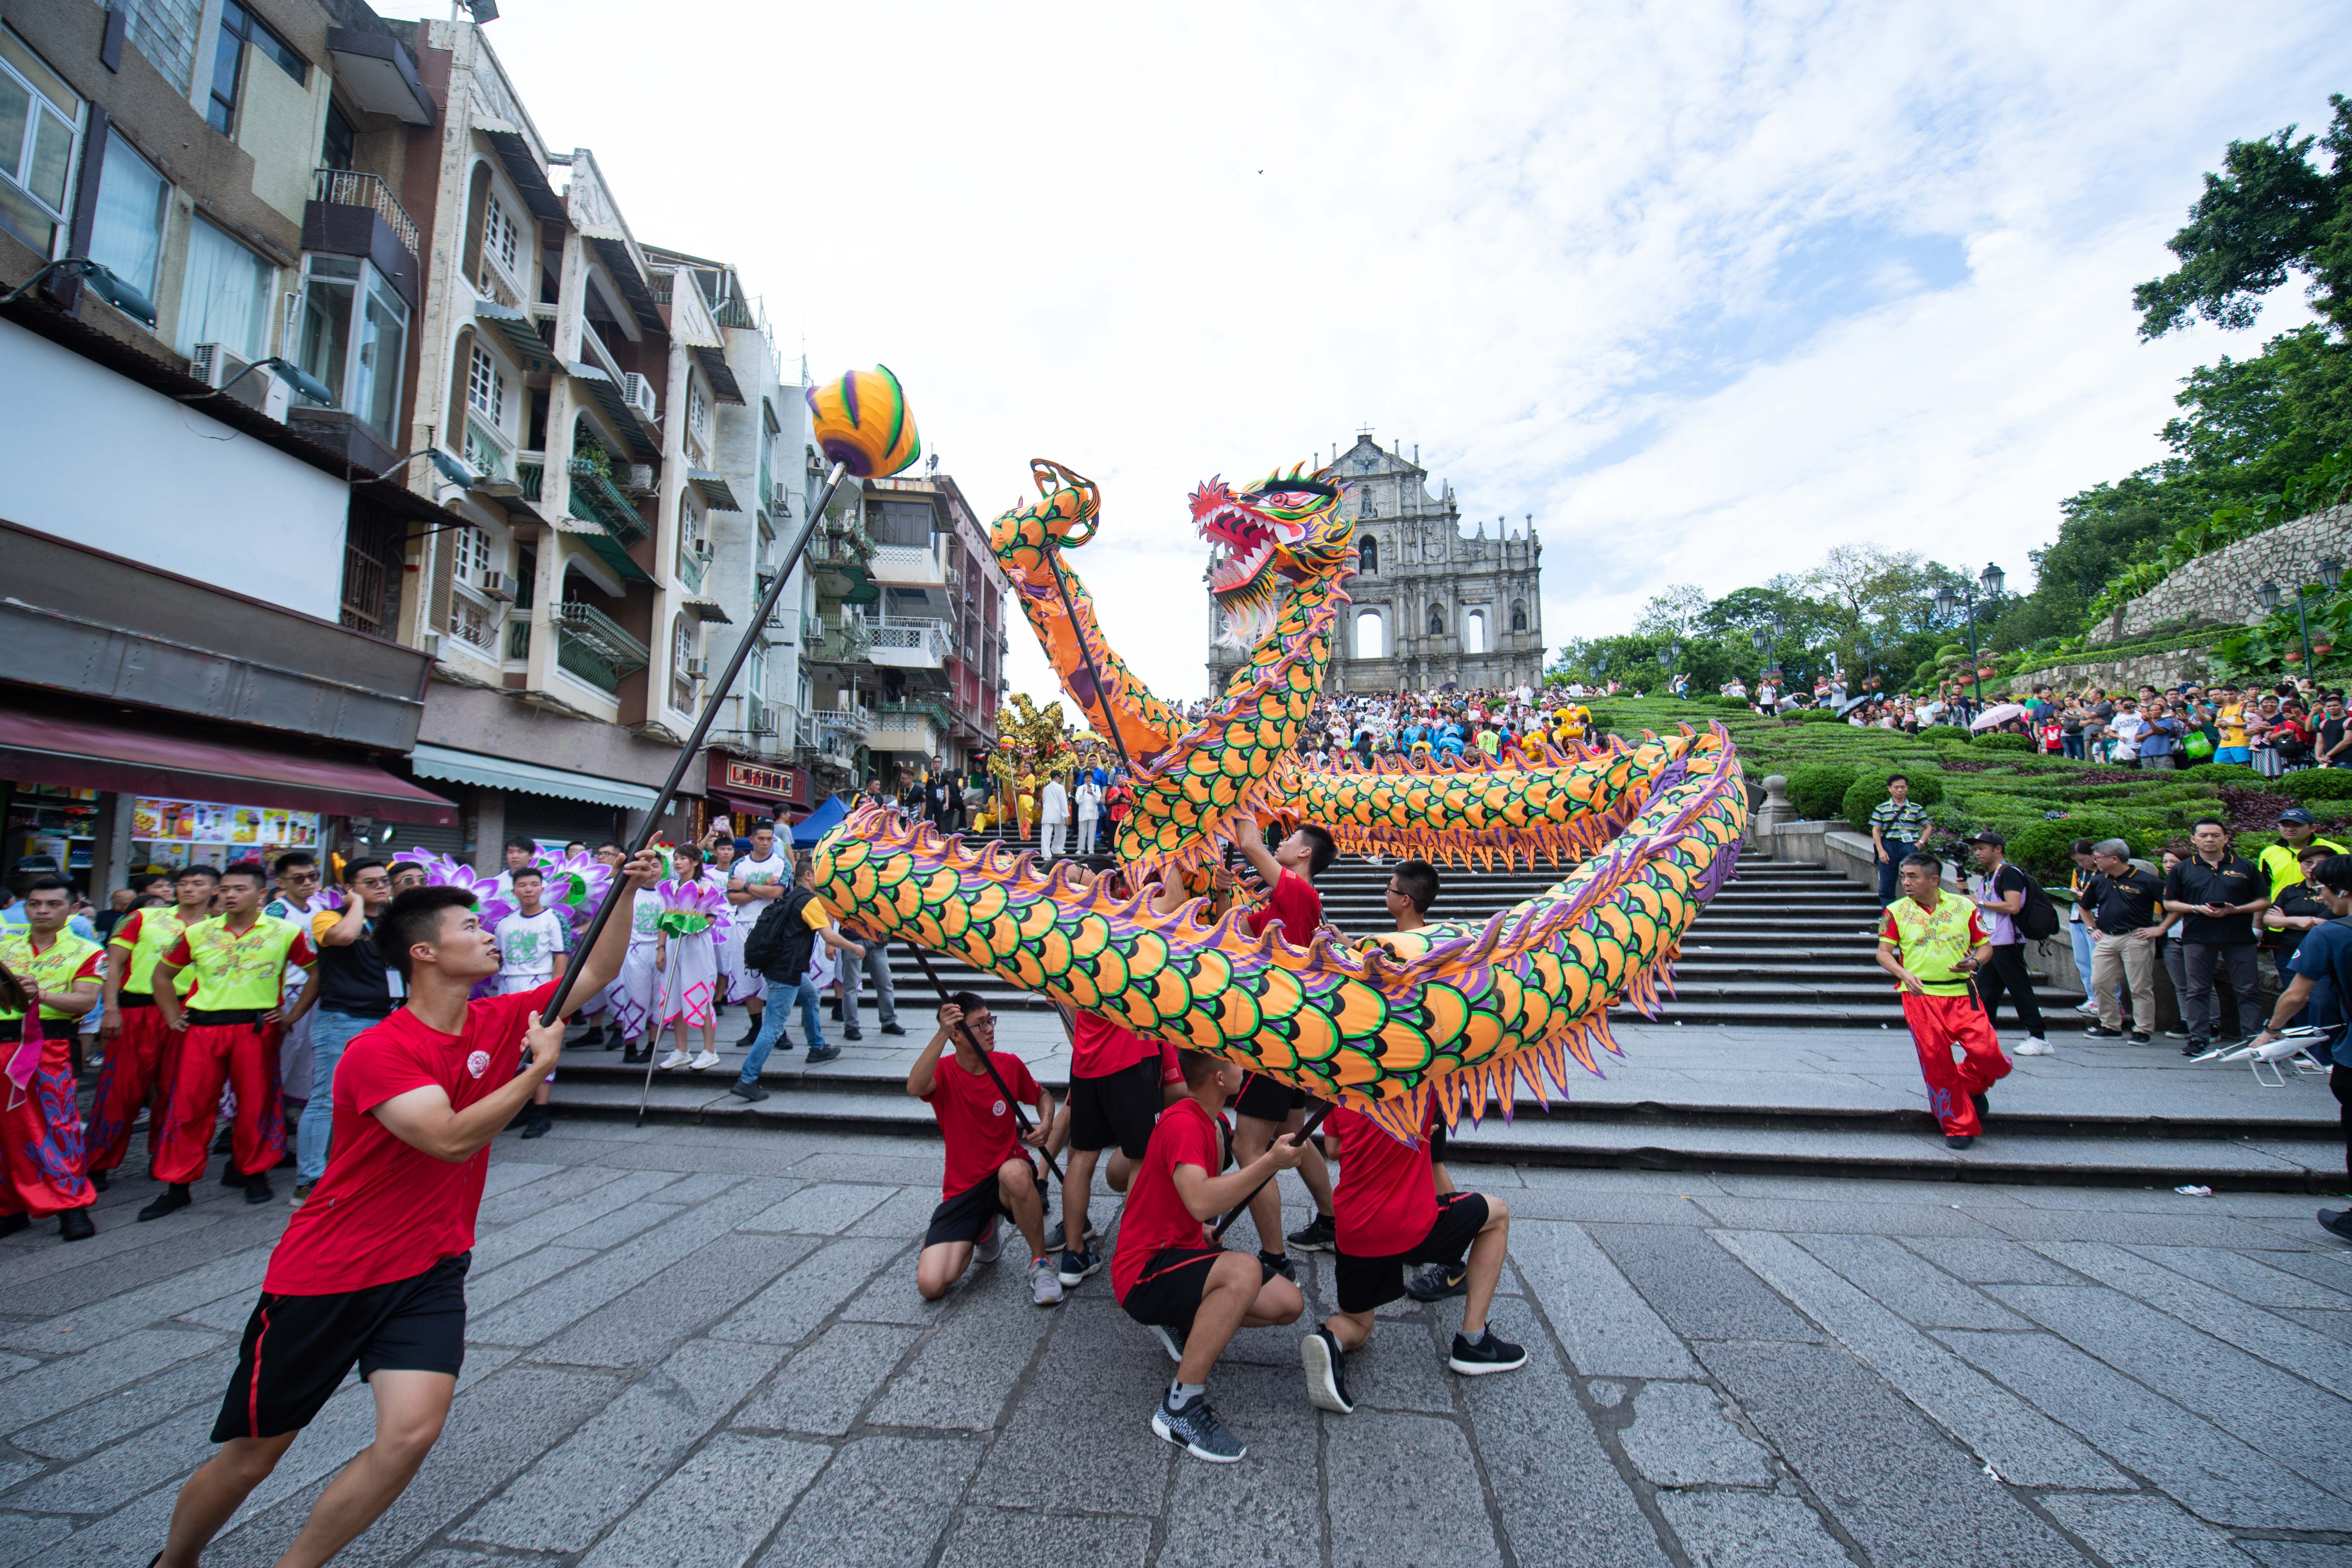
[729,1081,771,1102]
[807,1045,841,1065]
[57,1209,94,1242]
[1302,1327,1355,1413]
[1448,1325,1527,1376]
[520,1108,553,1139]
[0,1212,28,1239]
[880,1023,907,1037]
[1406,1262,1467,1301]
[1057,1248,1102,1287]
[580,1025,607,1048]
[220,1159,245,1189]
[2182,1041,2207,1057]
[138,1185,192,1222]
[735,1023,764,1049]
[2129,1031,2151,1045]
[244,1173,273,1205]
[1258,1250,1297,1283]
[1152,1393,1245,1462]
[843,1027,864,1042]
[1286,1214,1336,1253]
[1970,1091,1989,1125]
[1945,1134,1976,1150]
[2083,1025,2123,1039]
[88,1168,110,1192]
[2319,1209,2352,1244]
[212,1128,234,1155]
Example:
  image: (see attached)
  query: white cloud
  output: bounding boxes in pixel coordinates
[375,0,2347,698]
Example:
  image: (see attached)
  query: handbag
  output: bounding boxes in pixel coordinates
[2182,730,2214,760]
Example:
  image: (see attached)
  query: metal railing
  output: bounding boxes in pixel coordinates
[516,453,544,504]
[312,167,419,259]
[553,600,651,693]
[566,456,648,541]
[876,699,953,732]
[870,616,951,662]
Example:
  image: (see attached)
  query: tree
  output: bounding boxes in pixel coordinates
[1634,584,1712,640]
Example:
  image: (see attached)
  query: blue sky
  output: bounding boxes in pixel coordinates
[376,1,2349,699]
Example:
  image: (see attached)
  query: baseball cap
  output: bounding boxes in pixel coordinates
[2278,807,2318,826]
[1968,829,2007,847]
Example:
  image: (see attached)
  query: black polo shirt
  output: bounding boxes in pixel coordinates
[2087,867,2163,934]
[2163,853,2265,945]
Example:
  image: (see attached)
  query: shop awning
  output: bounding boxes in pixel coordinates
[409,742,661,811]
[0,711,456,824]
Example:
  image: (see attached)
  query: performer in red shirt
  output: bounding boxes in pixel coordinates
[908,993,1060,1305]
[1113,1048,1306,1463]
[1301,1098,1524,1415]
[151,849,662,1568]
[1226,823,1341,1267]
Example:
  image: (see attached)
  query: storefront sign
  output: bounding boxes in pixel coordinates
[133,796,319,849]
[708,757,807,809]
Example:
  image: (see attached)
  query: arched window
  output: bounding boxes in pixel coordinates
[670,612,696,713]
[1510,599,1527,632]
[1465,610,1488,653]
[1427,604,1446,637]
[1358,536,1378,574]
[1355,608,1385,659]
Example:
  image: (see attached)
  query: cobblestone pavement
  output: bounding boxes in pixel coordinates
[4,1122,2352,1567]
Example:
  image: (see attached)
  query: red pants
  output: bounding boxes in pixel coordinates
[1,1036,95,1217]
[85,1004,171,1173]
[152,1021,284,1184]
[1901,991,2012,1137]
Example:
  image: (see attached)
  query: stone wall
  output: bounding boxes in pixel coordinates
[2085,504,2352,645]
[2003,645,2210,697]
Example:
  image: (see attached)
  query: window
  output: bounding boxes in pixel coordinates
[207,2,304,135]
[687,379,709,445]
[481,196,519,283]
[297,255,409,442]
[321,99,356,171]
[468,342,505,422]
[670,613,696,712]
[179,215,271,362]
[1427,604,1446,637]
[1355,609,1385,659]
[0,25,80,255]
[1465,610,1487,654]
[1358,536,1378,575]
[453,523,492,583]
[123,0,204,95]
[748,643,766,698]
[88,135,169,304]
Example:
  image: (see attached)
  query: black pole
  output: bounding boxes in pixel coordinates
[2296,588,2314,669]
[539,459,851,1028]
[1963,588,1982,710]
[1209,1099,1335,1243]
[906,941,1064,1186]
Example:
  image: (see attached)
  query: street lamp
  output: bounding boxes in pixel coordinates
[2260,556,2344,670]
[1935,561,2005,708]
[1,256,157,325]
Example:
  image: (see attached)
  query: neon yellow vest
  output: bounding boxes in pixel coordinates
[0,927,103,1021]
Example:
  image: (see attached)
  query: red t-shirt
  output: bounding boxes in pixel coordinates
[263,982,554,1295]
[1069,1010,1154,1078]
[1329,1102,1440,1257]
[922,1049,1043,1199]
[1246,868,1321,943]
[1111,1097,1222,1301]
[1157,1031,1181,1088]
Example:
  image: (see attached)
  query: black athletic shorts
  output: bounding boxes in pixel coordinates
[212,1252,471,1442]
[1069,1057,1162,1158]
[1234,1071,1306,1123]
[924,1174,1021,1247]
[1333,1193,1487,1315]
[1118,1245,1282,1332]
[1429,1120,1448,1165]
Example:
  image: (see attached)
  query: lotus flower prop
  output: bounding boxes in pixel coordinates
[398,848,515,931]
[655,876,726,937]
[540,851,615,934]
[313,885,346,912]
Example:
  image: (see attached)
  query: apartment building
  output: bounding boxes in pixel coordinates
[858,471,1007,781]
[0,0,457,890]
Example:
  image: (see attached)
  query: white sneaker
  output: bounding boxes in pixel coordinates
[657,1050,691,1070]
[688,1050,721,1071]
[1030,1257,1064,1306]
[974,1219,1003,1264]
[2013,1037,2053,1056]
[2074,1001,2099,1015]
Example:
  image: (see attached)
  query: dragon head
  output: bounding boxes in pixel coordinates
[1195,463,1353,649]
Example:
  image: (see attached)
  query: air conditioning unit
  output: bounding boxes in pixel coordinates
[770,483,791,516]
[623,462,656,493]
[189,342,291,421]
[479,569,517,602]
[188,342,237,387]
[749,702,778,736]
[684,657,708,680]
[619,372,659,423]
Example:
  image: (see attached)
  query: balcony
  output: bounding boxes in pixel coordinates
[517,451,545,504]
[303,167,422,314]
[868,537,949,590]
[804,613,873,665]
[870,700,949,755]
[310,168,419,258]
[566,456,649,542]
[801,710,870,762]
[868,615,952,670]
[554,601,651,694]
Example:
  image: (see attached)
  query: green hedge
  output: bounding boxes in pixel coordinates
[1916,724,1971,744]
[1787,762,1860,820]
[1972,733,2030,752]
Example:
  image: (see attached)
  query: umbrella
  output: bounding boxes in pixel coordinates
[791,793,849,847]
[1970,702,2028,731]
[1836,694,1873,717]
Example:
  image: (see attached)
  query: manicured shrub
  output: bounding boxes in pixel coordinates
[1972,733,2030,753]
[2278,768,2352,802]
[1916,725,1970,745]
[1786,762,1862,821]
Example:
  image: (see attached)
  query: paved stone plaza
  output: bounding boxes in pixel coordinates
[3,1121,2351,1567]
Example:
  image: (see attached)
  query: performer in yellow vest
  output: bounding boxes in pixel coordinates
[0,877,103,1241]
[145,861,318,1216]
[1875,849,2009,1149]
[87,866,213,1184]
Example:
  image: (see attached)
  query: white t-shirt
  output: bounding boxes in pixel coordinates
[733,851,790,905]
[627,888,664,947]
[498,907,571,979]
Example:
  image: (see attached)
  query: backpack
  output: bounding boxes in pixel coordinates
[2006,866,2061,942]
[744,888,819,982]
